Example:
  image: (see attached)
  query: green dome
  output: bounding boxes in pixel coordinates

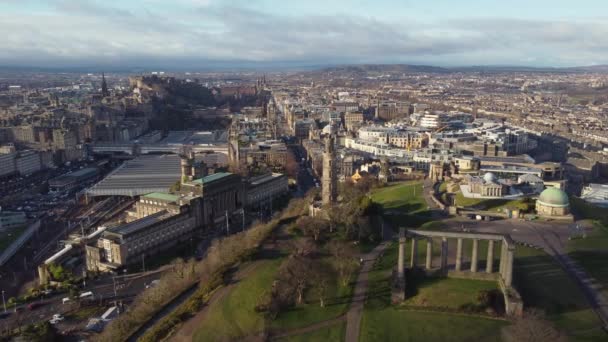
[538,188,569,207]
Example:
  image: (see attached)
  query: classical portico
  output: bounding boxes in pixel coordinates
[393,228,523,316]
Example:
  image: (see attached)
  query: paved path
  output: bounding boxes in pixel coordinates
[345,220,393,342]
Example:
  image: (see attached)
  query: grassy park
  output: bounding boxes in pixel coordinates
[370,181,433,228]
[357,237,606,341]
[278,322,346,342]
[568,198,608,298]
[515,246,606,340]
[360,242,508,341]
[193,259,282,342]
[453,191,531,211]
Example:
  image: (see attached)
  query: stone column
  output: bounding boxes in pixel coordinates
[504,248,514,286]
[486,240,494,273]
[398,236,406,279]
[440,237,448,272]
[455,238,463,271]
[425,239,432,270]
[471,239,479,272]
[410,237,418,268]
[499,240,506,278]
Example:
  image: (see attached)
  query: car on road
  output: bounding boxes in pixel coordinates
[49,314,64,324]
[27,302,44,310]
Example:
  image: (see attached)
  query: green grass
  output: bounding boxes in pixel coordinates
[361,242,508,341]
[438,182,448,193]
[193,259,282,342]
[515,246,606,340]
[279,322,345,342]
[272,257,354,330]
[568,221,608,299]
[454,191,530,211]
[404,277,498,308]
[360,309,507,342]
[371,182,433,228]
[0,226,26,253]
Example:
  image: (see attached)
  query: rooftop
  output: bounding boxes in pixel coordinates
[106,210,174,236]
[190,172,233,185]
[142,192,179,202]
[86,155,182,197]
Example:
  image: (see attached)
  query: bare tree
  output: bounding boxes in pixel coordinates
[502,309,567,342]
[327,240,358,287]
[278,255,313,305]
[295,216,329,242]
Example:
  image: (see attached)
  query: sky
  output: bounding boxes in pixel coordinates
[1,0,607,69]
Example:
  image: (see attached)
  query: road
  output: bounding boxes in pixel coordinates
[0,269,162,331]
[289,144,316,198]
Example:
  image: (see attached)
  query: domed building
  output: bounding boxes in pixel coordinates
[536,188,570,217]
[483,172,498,183]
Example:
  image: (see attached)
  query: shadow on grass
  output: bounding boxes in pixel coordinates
[515,254,598,317]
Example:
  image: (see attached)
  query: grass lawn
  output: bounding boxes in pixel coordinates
[360,309,506,342]
[278,322,345,342]
[371,182,433,228]
[360,242,508,341]
[272,257,355,330]
[454,191,530,212]
[568,221,608,298]
[438,182,448,193]
[515,246,606,341]
[0,226,26,253]
[404,277,498,309]
[193,259,282,342]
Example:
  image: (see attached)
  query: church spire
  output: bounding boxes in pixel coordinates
[101,72,109,98]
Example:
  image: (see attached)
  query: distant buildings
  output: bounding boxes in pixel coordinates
[0,209,27,230]
[580,183,608,207]
[246,173,289,209]
[49,168,99,193]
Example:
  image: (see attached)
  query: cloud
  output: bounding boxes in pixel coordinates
[0,1,607,67]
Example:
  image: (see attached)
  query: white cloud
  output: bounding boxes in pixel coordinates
[0,2,607,67]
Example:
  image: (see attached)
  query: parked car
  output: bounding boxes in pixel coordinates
[49,314,64,324]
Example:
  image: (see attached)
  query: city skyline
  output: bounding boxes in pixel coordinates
[1,0,608,68]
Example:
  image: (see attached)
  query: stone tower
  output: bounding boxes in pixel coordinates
[101,72,109,98]
[180,149,195,183]
[322,134,338,206]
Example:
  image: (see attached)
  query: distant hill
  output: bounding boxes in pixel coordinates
[565,65,608,73]
[319,64,608,74]
[320,64,450,74]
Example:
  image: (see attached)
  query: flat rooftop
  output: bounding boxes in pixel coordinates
[190,172,233,185]
[160,131,227,145]
[106,210,174,236]
[249,173,285,186]
[86,155,182,197]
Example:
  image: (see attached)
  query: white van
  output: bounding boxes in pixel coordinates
[62,297,70,304]
[79,291,94,300]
